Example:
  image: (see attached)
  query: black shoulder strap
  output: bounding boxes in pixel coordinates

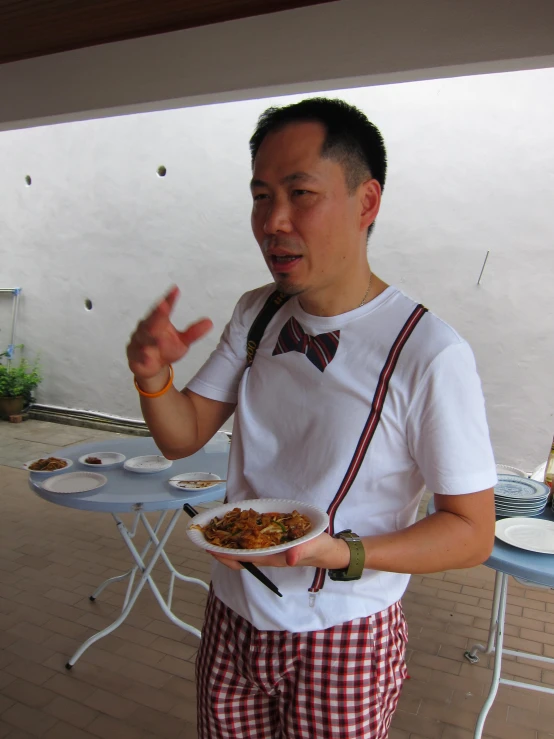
[246,290,290,368]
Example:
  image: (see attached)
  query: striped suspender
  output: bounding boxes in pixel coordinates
[309,303,428,593]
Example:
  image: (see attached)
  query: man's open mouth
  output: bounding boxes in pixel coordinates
[271,255,301,265]
[269,255,303,274]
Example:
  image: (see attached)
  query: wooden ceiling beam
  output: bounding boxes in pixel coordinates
[0,0,337,64]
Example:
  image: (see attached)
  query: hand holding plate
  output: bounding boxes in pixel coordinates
[211,532,350,570]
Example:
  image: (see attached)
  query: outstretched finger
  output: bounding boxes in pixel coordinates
[163,285,180,312]
[177,318,214,347]
[145,286,180,331]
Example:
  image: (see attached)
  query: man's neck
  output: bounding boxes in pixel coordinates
[298,274,389,317]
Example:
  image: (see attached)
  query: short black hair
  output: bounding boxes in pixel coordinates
[249,97,387,194]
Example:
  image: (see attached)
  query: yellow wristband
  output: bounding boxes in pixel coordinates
[134,366,174,398]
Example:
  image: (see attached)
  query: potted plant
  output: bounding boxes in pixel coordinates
[0,348,42,419]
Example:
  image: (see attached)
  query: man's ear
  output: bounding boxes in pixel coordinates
[359,178,381,233]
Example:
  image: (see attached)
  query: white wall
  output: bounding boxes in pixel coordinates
[1,68,553,469]
[1,0,554,131]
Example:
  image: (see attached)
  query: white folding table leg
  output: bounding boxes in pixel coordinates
[89,512,140,602]
[89,511,168,605]
[140,511,209,592]
[118,511,169,611]
[89,568,134,601]
[464,569,503,664]
[129,512,206,633]
[66,508,187,668]
[473,572,508,739]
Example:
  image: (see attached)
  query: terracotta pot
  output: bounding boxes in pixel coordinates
[0,396,25,419]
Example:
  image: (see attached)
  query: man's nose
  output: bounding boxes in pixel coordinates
[263,199,293,235]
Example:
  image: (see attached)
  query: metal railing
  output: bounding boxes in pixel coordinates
[0,287,22,366]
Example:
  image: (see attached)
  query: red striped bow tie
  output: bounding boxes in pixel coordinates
[272,317,340,373]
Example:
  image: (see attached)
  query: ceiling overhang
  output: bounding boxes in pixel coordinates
[0,0,337,65]
[1,0,554,132]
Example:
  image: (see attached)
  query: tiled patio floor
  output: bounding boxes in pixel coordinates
[1,420,553,739]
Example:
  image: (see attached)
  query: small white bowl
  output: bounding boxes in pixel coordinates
[78,452,126,468]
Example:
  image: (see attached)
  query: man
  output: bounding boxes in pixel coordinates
[127,98,496,739]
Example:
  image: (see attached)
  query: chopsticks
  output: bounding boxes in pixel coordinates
[182,503,283,598]
[169,478,227,484]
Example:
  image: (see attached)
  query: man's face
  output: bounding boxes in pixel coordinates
[250,121,374,300]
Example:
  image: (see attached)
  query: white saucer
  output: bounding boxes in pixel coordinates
[495,517,554,554]
[41,472,107,494]
[124,455,173,474]
[169,472,222,491]
[78,452,126,468]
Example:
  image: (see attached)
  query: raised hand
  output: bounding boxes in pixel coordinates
[127,286,213,383]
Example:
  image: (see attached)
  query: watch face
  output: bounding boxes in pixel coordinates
[336,531,361,543]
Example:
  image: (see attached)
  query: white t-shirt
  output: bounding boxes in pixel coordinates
[187,284,497,632]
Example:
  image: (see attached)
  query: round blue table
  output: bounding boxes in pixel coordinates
[28,435,229,512]
[28,434,230,668]
[427,486,554,739]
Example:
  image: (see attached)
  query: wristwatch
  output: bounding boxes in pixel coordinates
[328,529,365,581]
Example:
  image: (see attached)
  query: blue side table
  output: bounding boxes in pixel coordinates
[427,471,554,739]
[28,435,229,669]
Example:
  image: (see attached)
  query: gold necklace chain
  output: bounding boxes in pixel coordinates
[359,271,372,307]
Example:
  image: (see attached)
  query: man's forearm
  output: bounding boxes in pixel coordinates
[139,383,201,459]
[220,491,495,574]
[137,368,235,459]
[360,509,494,574]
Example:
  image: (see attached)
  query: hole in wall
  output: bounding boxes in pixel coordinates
[84,299,93,311]
[157,166,167,177]
[25,175,32,186]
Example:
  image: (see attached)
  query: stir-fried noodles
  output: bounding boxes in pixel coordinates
[193,507,311,549]
[28,457,68,471]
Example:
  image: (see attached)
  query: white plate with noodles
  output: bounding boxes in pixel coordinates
[23,457,73,475]
[186,498,329,556]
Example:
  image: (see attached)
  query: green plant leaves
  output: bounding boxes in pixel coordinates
[0,357,42,400]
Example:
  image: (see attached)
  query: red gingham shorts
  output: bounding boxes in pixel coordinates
[196,588,408,739]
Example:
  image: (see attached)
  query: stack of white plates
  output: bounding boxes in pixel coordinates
[494,474,550,518]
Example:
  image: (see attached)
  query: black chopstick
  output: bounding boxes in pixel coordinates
[183,503,283,597]
[169,478,227,484]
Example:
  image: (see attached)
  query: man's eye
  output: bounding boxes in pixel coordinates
[292,190,309,196]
